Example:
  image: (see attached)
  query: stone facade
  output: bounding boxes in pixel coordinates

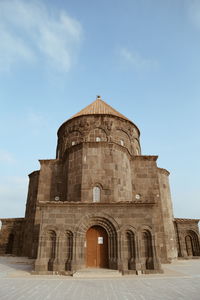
[0,97,200,275]
[174,218,200,258]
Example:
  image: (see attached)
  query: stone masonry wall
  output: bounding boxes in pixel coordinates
[174,219,200,258]
[35,203,162,273]
[158,168,178,261]
[0,218,24,255]
[23,171,39,257]
[81,143,132,203]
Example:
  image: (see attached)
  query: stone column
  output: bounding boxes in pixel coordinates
[117,231,122,271]
[71,232,78,271]
[53,236,62,272]
[120,233,128,273]
[151,234,162,272]
[135,233,142,273]
[35,236,48,272]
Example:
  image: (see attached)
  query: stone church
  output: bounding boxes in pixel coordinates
[0,97,200,275]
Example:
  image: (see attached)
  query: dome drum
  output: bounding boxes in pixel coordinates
[56,114,141,159]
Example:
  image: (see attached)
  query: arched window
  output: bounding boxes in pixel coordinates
[96,137,101,142]
[93,186,101,202]
[47,230,56,271]
[185,231,200,256]
[120,140,124,146]
[141,230,154,270]
[126,230,136,270]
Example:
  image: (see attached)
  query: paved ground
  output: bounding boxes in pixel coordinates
[0,257,200,300]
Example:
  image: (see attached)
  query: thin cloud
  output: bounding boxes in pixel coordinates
[0,0,83,73]
[0,29,35,72]
[120,48,159,71]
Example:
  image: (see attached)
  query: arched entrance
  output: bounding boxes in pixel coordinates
[185,230,200,257]
[86,225,108,268]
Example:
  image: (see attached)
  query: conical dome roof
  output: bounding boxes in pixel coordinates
[70,96,130,122]
[58,96,139,135]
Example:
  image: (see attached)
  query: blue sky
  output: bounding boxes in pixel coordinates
[0,0,200,219]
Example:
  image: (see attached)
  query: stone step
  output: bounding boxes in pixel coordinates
[73,268,122,278]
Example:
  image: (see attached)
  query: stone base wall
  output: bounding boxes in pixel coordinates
[34,203,163,274]
[174,219,200,258]
[0,218,25,256]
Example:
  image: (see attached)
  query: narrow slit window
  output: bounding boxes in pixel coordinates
[93,186,100,202]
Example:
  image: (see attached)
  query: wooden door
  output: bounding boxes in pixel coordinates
[86,226,108,268]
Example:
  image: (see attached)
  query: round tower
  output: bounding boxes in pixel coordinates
[56,96,141,202]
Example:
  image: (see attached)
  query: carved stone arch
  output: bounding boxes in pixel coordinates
[65,130,83,147]
[115,128,131,141]
[140,228,154,270]
[138,224,153,233]
[97,122,110,136]
[113,128,131,151]
[120,225,137,243]
[38,226,58,271]
[65,230,73,236]
[116,127,131,139]
[120,224,137,234]
[75,213,120,234]
[87,127,108,142]
[45,230,57,271]
[35,227,60,272]
[62,226,74,235]
[75,214,119,269]
[41,225,59,237]
[93,182,103,189]
[64,230,73,271]
[121,225,137,271]
[57,130,83,158]
[185,230,200,256]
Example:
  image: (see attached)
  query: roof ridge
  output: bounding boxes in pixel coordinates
[70,98,130,122]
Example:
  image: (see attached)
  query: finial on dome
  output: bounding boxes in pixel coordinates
[96,95,101,99]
